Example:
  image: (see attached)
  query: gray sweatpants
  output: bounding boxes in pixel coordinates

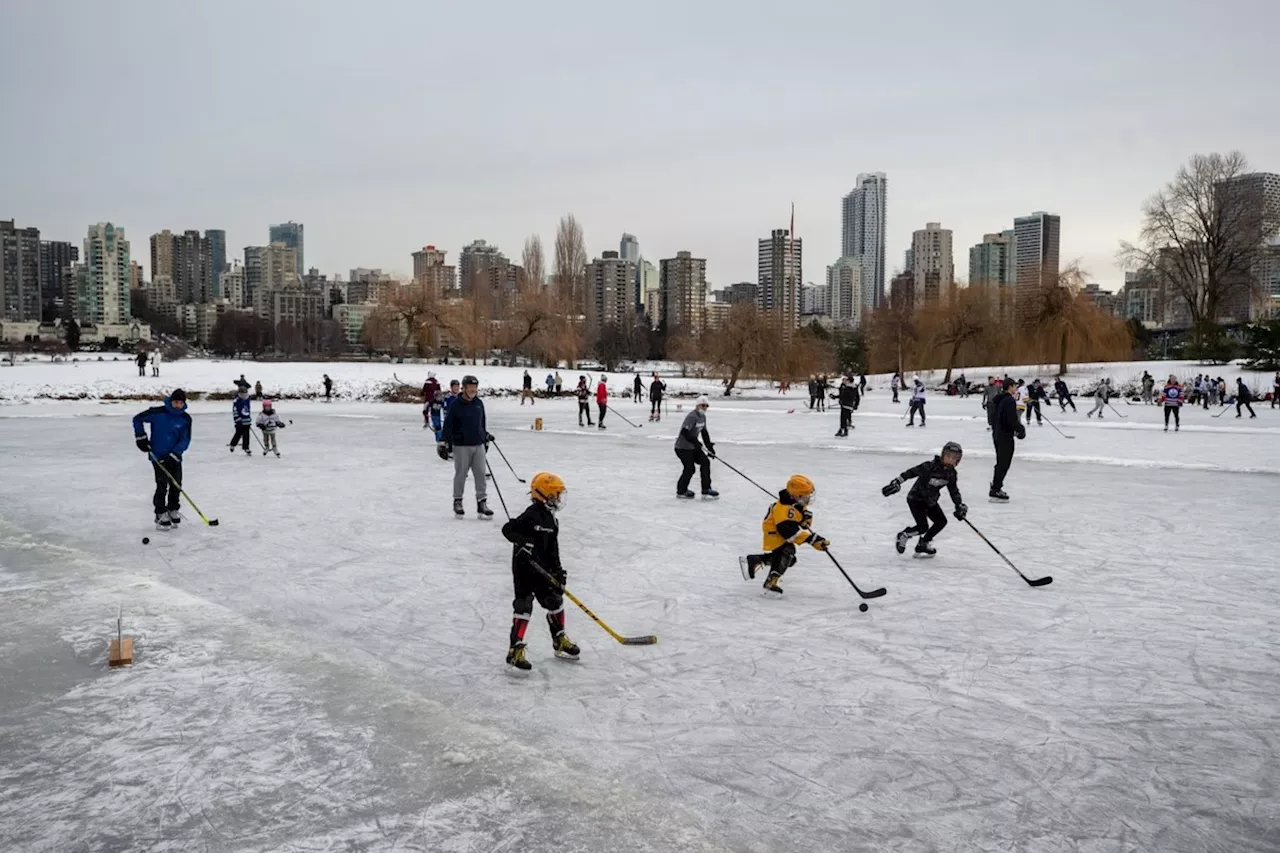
[453,444,488,502]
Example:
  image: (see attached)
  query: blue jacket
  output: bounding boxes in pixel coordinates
[233,395,251,424]
[133,398,192,458]
[442,394,487,446]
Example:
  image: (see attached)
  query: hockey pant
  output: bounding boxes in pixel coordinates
[752,542,797,579]
[991,436,1015,491]
[908,399,925,425]
[152,455,182,515]
[1025,400,1042,423]
[675,446,711,494]
[510,560,565,648]
[1164,405,1180,428]
[230,423,251,450]
[906,498,947,543]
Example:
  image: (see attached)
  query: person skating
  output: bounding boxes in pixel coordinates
[649,373,666,421]
[521,370,535,405]
[633,372,644,404]
[674,395,717,499]
[1159,375,1184,431]
[1087,378,1110,418]
[574,376,593,426]
[234,374,250,394]
[882,441,967,558]
[135,350,148,377]
[807,375,819,410]
[323,373,333,401]
[1236,378,1257,418]
[833,377,857,436]
[906,377,926,427]
[817,375,829,412]
[151,350,162,377]
[501,471,578,670]
[554,372,562,395]
[740,474,828,596]
[859,374,867,396]
[132,388,192,530]
[545,373,555,397]
[1054,376,1076,412]
[439,374,495,518]
[1141,371,1155,405]
[428,389,446,441]
[989,378,1025,502]
[443,378,460,413]
[595,375,608,429]
[891,372,902,403]
[982,376,1000,430]
[228,388,252,454]
[1025,379,1046,425]
[256,399,286,456]
[422,371,442,428]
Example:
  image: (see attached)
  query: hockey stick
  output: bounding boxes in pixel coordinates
[488,438,527,484]
[250,425,268,452]
[825,551,887,599]
[612,408,643,428]
[1212,403,1233,418]
[1105,401,1129,418]
[716,457,774,498]
[1040,413,1075,439]
[149,453,219,526]
[963,519,1051,586]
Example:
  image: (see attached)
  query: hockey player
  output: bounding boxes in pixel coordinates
[428,389,446,441]
[906,377,926,427]
[439,374,495,518]
[574,376,594,427]
[989,378,1025,502]
[740,474,829,596]
[1025,379,1046,425]
[1053,376,1076,412]
[444,378,460,412]
[422,372,441,426]
[132,389,192,530]
[501,471,579,670]
[674,395,717,498]
[633,372,644,403]
[595,375,609,429]
[983,376,1001,430]
[228,388,252,454]
[1159,375,1184,431]
[649,373,666,421]
[1087,378,1110,418]
[256,399,286,456]
[882,441,967,558]
[833,376,857,436]
[1236,378,1257,418]
[891,373,902,403]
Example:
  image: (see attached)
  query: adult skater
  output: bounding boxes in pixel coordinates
[574,376,593,427]
[1159,375,1184,431]
[1053,375,1076,412]
[1087,378,1110,418]
[595,375,608,429]
[649,373,666,421]
[859,373,867,396]
[323,373,333,401]
[983,376,1001,430]
[554,372,562,395]
[1025,379,1045,425]
[521,370,535,405]
[817,375,829,412]
[674,395,717,499]
[256,399,286,457]
[234,374,250,394]
[545,373,555,397]
[443,378,460,411]
[740,474,828,596]
[906,377,926,427]
[989,378,1025,502]
[891,372,902,403]
[1273,371,1280,408]
[1236,378,1257,418]
[254,380,263,400]
[439,375,494,518]
[151,350,162,377]
[882,441,966,558]
[633,372,644,404]
[135,349,148,377]
[808,375,820,410]
[1141,371,1155,405]
[834,376,857,437]
[132,388,192,530]
[501,471,578,671]
[228,387,252,454]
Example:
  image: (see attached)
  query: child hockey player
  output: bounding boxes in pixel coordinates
[132,389,192,530]
[428,389,446,441]
[906,377,926,427]
[229,388,252,454]
[500,471,579,670]
[1088,378,1110,418]
[882,441,967,558]
[256,399,286,456]
[739,474,830,595]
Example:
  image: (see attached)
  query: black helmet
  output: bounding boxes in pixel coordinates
[941,441,963,463]
[462,375,479,386]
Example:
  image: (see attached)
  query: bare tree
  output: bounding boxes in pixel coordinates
[917,286,989,382]
[703,303,771,394]
[503,283,558,366]
[522,234,546,289]
[553,214,587,309]
[1120,152,1266,347]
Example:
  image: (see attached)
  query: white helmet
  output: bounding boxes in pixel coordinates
[696,395,709,408]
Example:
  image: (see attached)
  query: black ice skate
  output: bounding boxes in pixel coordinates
[896,529,912,554]
[476,500,494,519]
[988,488,1010,503]
[701,489,719,499]
[739,554,763,580]
[677,490,696,499]
[552,633,580,660]
[154,513,172,531]
[914,541,936,558]
[453,499,465,517]
[506,644,531,671]
[762,572,784,596]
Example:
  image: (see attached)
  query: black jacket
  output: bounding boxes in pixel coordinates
[1054,379,1069,398]
[835,384,858,408]
[991,391,1025,441]
[1028,383,1047,402]
[899,456,963,507]
[649,379,665,400]
[502,501,563,579]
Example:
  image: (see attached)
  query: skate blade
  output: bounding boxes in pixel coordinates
[554,651,581,662]
[987,498,1009,503]
[760,587,783,598]
[504,665,532,676]
[912,552,935,559]
[701,494,719,500]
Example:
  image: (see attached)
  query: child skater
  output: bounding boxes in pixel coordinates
[882,441,967,558]
[256,399,286,457]
[500,471,580,671]
[739,474,830,596]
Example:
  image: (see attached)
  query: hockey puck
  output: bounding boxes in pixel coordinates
[142,537,150,545]
[859,603,868,612]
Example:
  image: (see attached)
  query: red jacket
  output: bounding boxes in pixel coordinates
[596,382,608,405]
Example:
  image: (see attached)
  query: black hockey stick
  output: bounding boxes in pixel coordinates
[826,551,886,599]
[1041,413,1075,439]
[964,519,1052,586]
[612,408,643,428]
[488,438,526,484]
[716,457,773,498]
[1212,403,1233,418]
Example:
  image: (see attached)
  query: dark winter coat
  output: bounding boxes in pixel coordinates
[899,456,962,507]
[1237,381,1253,402]
[991,391,1025,442]
[836,384,858,409]
[422,377,441,401]
[1028,383,1048,402]
[133,398,192,459]
[522,373,532,390]
[502,501,563,578]
[675,409,713,453]
[442,394,487,446]
[649,379,666,401]
[1053,379,1070,399]
[234,377,250,392]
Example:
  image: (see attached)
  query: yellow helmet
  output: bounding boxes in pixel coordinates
[786,474,816,504]
[531,472,567,510]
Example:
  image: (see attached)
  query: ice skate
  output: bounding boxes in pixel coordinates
[453,499,465,517]
[988,488,1010,503]
[701,489,719,500]
[677,490,696,499]
[154,512,172,531]
[476,500,494,519]
[913,541,936,558]
[762,572,783,596]
[506,644,531,671]
[552,633,580,661]
[167,510,181,527]
[895,529,913,554]
[740,554,763,580]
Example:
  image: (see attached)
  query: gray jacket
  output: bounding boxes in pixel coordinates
[674,409,711,452]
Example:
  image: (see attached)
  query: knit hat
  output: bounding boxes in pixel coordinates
[170,388,187,403]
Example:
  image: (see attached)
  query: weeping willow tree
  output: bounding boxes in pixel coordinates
[1033,263,1134,375]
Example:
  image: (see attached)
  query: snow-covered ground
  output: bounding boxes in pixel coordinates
[1,381,1279,851]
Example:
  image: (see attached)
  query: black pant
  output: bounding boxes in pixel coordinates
[892,389,900,403]
[152,456,182,515]
[676,447,711,494]
[578,401,593,425]
[230,423,250,450]
[1026,400,1042,423]
[1272,390,1279,408]
[137,365,145,376]
[839,406,852,433]
[511,560,563,620]
[651,397,662,416]
[597,402,607,424]
[991,436,1015,490]
[908,400,925,425]
[907,498,947,543]
[1237,398,1256,416]
[1164,405,1180,428]
[1059,394,1076,412]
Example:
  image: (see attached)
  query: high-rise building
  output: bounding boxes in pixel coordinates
[78,223,131,326]
[722,282,758,304]
[38,240,78,320]
[221,261,245,309]
[206,229,226,298]
[128,260,144,290]
[637,258,659,316]
[584,250,638,338]
[911,222,954,305]
[826,257,865,326]
[412,245,457,297]
[889,270,915,310]
[151,229,213,304]
[458,240,507,296]
[841,172,887,309]
[757,229,802,331]
[1013,212,1061,320]
[968,232,1015,286]
[243,246,266,307]
[801,283,830,316]
[660,250,708,331]
[619,233,640,265]
[1216,172,1280,319]
[268,222,304,278]
[1,220,43,322]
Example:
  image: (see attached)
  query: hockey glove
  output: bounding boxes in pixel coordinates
[809,534,829,551]
[135,436,151,454]
[954,503,968,521]
[704,443,716,459]
[436,441,452,461]
[1015,425,1026,440]
[800,508,813,528]
[881,477,902,497]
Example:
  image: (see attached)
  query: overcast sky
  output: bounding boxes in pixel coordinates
[2,0,1277,290]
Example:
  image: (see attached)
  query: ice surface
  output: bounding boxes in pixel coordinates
[1,382,1278,852]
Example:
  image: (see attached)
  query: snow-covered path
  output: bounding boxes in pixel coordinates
[1,391,1278,851]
